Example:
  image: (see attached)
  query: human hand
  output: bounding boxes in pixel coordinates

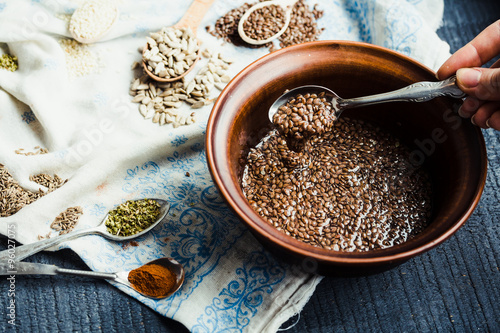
[437,20,500,130]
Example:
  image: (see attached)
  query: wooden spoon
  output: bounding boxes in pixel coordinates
[238,0,298,45]
[69,0,119,44]
[142,0,216,82]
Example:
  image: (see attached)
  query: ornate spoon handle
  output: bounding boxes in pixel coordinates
[0,261,131,290]
[338,76,465,110]
[0,261,116,279]
[0,227,102,263]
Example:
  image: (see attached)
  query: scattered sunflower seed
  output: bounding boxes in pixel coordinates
[131,46,233,127]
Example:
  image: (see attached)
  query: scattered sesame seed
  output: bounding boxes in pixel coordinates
[59,38,100,77]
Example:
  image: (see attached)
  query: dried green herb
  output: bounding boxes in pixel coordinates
[105,199,160,237]
[0,54,18,72]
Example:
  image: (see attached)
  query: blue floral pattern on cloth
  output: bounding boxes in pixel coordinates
[192,251,287,333]
[344,0,375,43]
[43,58,59,70]
[0,2,5,12]
[93,92,109,107]
[105,138,255,317]
[383,3,423,56]
[172,135,188,147]
[22,110,36,124]
[88,203,107,217]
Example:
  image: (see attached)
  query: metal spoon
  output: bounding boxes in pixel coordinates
[238,0,298,45]
[142,0,216,82]
[268,76,465,122]
[69,1,119,44]
[0,258,184,299]
[0,198,170,263]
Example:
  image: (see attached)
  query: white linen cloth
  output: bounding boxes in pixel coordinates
[0,0,450,331]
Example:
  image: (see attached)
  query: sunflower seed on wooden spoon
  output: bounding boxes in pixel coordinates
[142,0,216,82]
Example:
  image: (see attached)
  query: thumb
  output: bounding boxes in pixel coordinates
[456,67,500,101]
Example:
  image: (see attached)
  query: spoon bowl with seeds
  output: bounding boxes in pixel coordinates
[142,0,216,82]
[0,198,170,263]
[69,0,119,44]
[268,76,466,126]
[238,0,298,45]
[0,257,185,299]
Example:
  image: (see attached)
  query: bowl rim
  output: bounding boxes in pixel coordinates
[206,40,488,265]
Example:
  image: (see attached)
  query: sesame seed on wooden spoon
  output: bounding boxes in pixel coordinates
[69,0,119,44]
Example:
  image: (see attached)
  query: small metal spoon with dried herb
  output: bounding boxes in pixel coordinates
[104,199,163,237]
[0,198,170,263]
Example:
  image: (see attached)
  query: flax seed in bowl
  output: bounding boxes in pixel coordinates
[206,41,487,275]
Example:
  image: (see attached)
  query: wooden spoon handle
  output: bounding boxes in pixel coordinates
[174,0,216,32]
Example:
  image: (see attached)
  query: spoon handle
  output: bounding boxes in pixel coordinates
[0,227,101,263]
[174,0,216,31]
[55,267,118,280]
[339,76,465,110]
[0,261,117,280]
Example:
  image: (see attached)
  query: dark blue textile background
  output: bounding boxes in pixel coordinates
[1,0,499,332]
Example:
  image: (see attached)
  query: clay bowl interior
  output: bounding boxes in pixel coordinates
[206,41,487,275]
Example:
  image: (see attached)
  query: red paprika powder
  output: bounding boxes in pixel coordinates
[128,263,176,298]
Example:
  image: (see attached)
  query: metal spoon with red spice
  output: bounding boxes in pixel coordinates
[0,258,185,299]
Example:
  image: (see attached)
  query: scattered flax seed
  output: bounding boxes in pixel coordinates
[14,146,49,156]
[0,164,68,217]
[279,2,324,49]
[0,54,18,72]
[207,0,324,51]
[50,206,83,235]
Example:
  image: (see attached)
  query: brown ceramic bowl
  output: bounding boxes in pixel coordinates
[206,41,487,275]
